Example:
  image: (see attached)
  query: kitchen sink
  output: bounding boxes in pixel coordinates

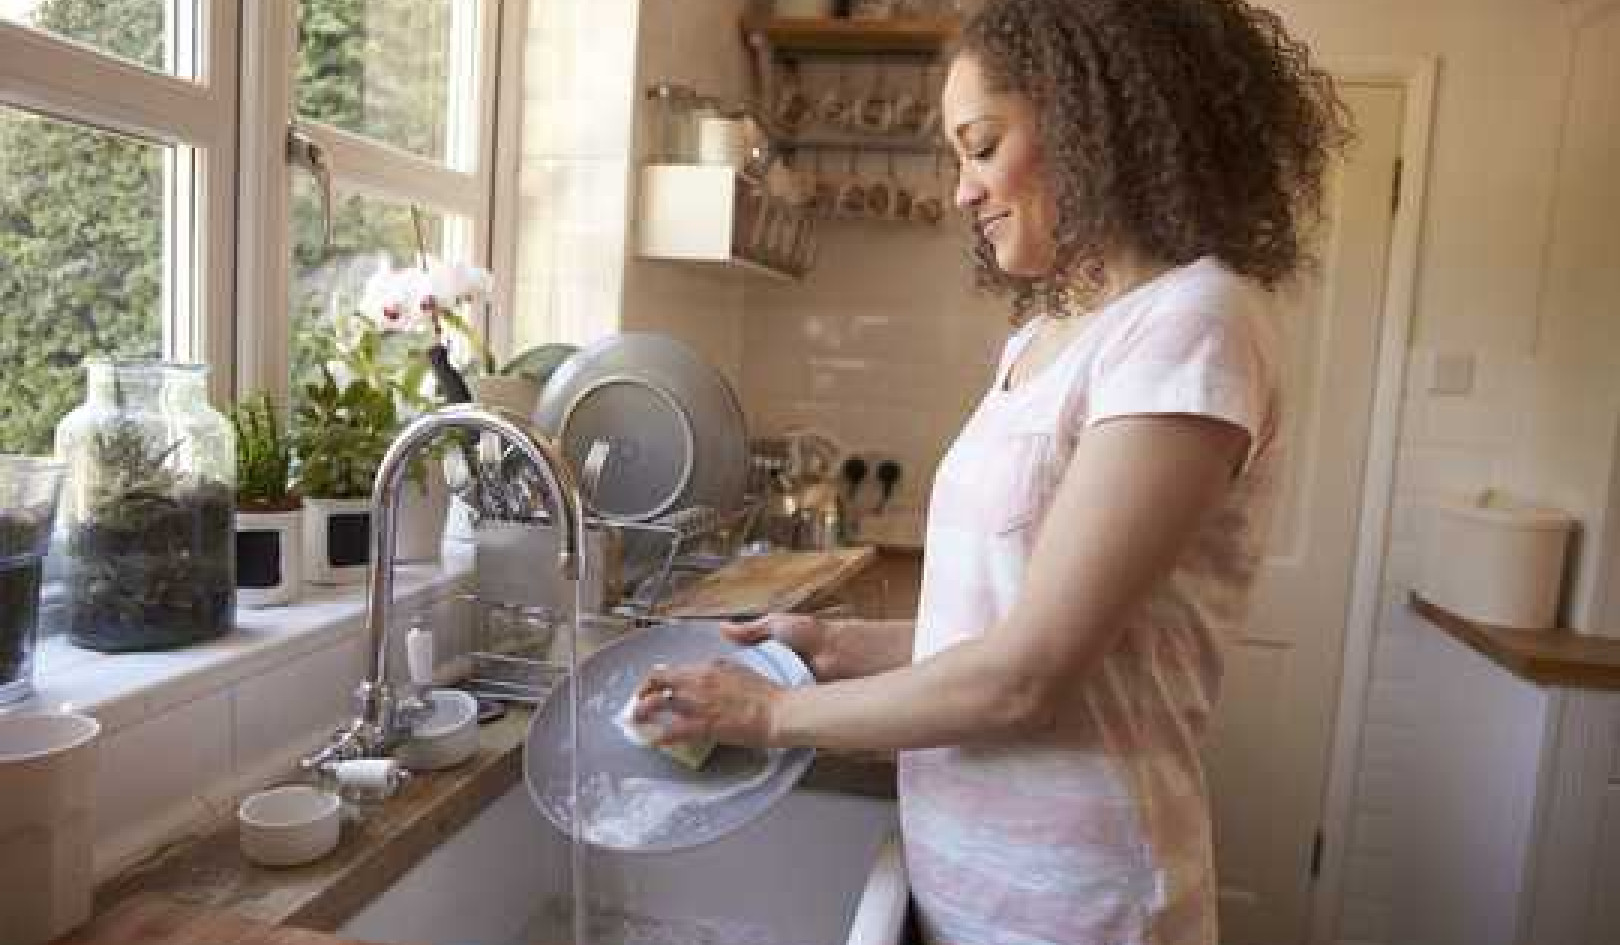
[338,783,907,945]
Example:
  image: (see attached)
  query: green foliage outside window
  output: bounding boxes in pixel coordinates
[0,0,452,455]
[0,0,165,456]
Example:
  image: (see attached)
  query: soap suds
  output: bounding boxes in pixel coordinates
[567,764,775,848]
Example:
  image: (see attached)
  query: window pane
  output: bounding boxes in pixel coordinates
[1,0,171,74]
[296,0,469,165]
[289,174,450,390]
[0,105,165,455]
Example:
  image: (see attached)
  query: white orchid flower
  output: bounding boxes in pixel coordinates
[361,260,428,332]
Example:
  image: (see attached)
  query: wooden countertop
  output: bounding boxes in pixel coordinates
[57,704,894,945]
[56,898,377,945]
[1411,593,1620,691]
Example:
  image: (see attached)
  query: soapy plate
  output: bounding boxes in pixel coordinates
[523,620,816,852]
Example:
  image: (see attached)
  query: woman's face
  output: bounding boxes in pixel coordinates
[942,54,1057,278]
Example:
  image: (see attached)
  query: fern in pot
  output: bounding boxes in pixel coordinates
[232,394,303,607]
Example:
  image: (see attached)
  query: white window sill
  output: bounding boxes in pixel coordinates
[17,542,475,735]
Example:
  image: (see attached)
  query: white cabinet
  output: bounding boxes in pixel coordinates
[1407,623,1620,945]
[635,164,813,280]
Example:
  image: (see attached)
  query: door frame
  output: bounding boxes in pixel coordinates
[1306,54,1439,945]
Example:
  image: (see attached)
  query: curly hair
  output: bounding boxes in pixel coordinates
[954,0,1351,318]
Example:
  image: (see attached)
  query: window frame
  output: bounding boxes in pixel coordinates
[0,2,240,402]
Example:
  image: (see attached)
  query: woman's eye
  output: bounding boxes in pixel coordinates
[971,143,997,162]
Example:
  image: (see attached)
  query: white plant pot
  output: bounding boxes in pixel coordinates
[396,473,449,563]
[303,498,372,585]
[236,509,302,608]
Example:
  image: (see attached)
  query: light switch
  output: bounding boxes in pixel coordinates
[1428,351,1475,396]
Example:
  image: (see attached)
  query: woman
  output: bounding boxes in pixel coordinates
[637,1,1347,942]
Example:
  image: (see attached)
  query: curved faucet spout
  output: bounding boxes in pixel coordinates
[360,403,586,749]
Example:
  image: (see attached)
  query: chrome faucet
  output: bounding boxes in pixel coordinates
[301,404,586,775]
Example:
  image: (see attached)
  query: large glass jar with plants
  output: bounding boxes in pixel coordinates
[54,361,236,652]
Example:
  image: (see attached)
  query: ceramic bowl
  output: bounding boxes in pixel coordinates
[396,688,480,771]
[238,784,341,868]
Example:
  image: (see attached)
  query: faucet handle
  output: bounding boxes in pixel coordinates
[326,757,409,804]
[406,624,435,691]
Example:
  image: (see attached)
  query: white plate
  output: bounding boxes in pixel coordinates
[533,333,749,524]
[523,620,815,852]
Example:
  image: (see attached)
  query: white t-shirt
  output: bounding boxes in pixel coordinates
[900,257,1284,945]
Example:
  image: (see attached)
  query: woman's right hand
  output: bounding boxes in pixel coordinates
[723,614,837,681]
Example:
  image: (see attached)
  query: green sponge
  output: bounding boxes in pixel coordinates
[615,695,716,771]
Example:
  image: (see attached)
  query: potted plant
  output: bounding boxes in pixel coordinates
[231,393,302,607]
[291,366,398,584]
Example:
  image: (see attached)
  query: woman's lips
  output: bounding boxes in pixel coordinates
[977,211,1011,240]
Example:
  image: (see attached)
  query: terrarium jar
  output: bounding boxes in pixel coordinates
[54,361,236,652]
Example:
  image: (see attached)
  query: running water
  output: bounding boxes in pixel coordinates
[569,581,589,945]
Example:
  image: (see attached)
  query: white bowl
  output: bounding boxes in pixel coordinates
[238,784,341,868]
[396,688,480,771]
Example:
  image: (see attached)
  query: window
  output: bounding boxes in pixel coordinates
[275,0,498,397]
[1,0,514,445]
[0,0,235,453]
[2,0,515,655]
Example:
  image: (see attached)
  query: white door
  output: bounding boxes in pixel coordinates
[1203,82,1406,945]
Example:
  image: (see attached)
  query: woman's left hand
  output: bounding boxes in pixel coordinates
[633,661,784,749]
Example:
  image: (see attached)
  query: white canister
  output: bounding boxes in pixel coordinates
[1416,493,1575,630]
[0,712,100,945]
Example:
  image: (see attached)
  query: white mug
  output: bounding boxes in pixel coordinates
[0,711,101,945]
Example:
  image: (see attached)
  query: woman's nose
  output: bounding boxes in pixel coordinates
[955,171,986,211]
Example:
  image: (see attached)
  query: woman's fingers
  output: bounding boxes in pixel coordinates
[632,664,682,722]
[720,617,773,645]
[627,659,779,747]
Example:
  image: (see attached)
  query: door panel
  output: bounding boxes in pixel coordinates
[1205,82,1406,945]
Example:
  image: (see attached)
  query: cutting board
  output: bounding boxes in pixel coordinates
[657,547,876,618]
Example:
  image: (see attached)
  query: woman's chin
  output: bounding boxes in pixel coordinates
[997,254,1044,279]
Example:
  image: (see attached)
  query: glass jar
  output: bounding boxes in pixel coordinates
[646,83,704,163]
[54,361,235,652]
[0,456,65,704]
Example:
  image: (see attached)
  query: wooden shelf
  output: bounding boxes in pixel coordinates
[1411,592,1620,691]
[746,15,960,57]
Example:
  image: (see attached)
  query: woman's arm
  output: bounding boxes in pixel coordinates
[644,414,1248,753]
[822,618,915,680]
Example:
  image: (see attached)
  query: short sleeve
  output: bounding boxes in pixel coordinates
[1085,278,1277,471]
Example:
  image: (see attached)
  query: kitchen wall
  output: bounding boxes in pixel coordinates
[620,0,754,390]
[740,220,1006,536]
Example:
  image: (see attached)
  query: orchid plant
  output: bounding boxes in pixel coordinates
[360,254,498,377]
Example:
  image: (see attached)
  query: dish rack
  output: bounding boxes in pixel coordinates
[462,501,761,704]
